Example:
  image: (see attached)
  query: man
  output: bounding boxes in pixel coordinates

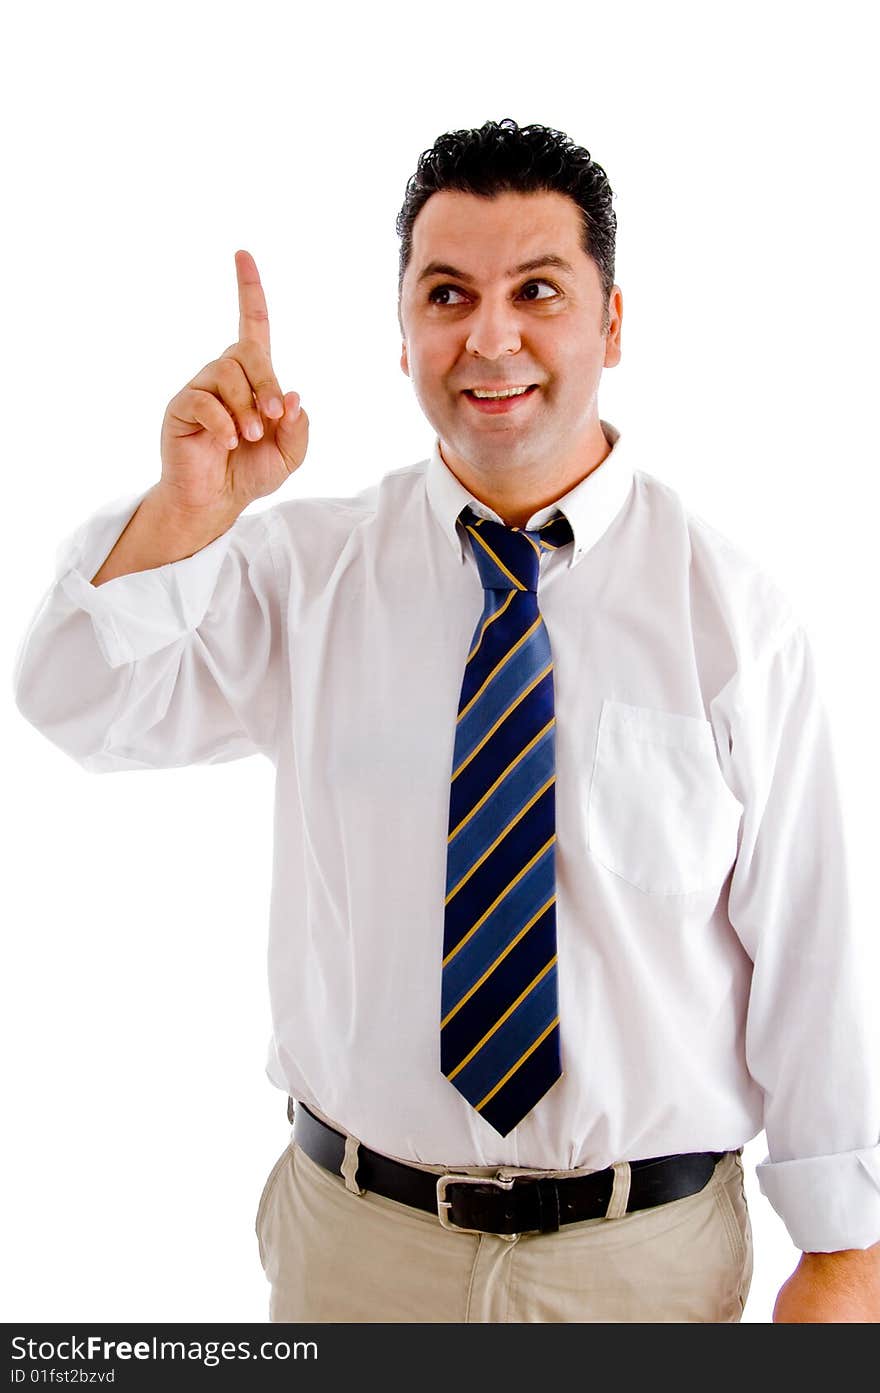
[13,118,880,1321]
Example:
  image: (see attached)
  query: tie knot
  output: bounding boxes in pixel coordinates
[460,505,574,593]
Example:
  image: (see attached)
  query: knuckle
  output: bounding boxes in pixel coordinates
[194,392,222,424]
[216,364,252,404]
[238,342,276,384]
[183,385,210,415]
[215,356,240,384]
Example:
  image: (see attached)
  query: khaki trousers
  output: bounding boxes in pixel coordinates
[255,1121,753,1323]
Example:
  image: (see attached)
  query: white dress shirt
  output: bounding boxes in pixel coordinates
[12,419,880,1253]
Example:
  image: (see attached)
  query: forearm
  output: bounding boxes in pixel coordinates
[774,1240,880,1321]
[90,484,240,586]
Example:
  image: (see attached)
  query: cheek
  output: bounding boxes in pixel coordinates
[412,340,457,389]
[543,344,599,394]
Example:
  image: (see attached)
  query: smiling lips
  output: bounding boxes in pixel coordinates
[462,383,540,413]
[465,384,535,398]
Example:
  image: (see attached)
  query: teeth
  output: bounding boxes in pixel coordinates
[470,385,532,399]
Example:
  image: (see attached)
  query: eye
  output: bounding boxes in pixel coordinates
[519,279,558,300]
[427,284,468,306]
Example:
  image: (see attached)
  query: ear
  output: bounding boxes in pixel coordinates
[400,340,410,377]
[603,286,623,369]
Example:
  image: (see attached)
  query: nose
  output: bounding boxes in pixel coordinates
[465,296,522,359]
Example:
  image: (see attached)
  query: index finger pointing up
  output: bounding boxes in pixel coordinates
[235,249,271,354]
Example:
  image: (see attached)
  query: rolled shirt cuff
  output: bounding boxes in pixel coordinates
[55,488,237,669]
[756,1144,880,1252]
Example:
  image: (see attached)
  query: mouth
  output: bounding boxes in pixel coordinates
[461,383,540,414]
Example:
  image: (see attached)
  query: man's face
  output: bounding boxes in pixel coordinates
[398,189,622,488]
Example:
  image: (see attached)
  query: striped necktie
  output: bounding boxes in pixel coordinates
[441,503,574,1136]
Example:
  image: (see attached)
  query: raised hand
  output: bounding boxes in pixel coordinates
[158,250,309,520]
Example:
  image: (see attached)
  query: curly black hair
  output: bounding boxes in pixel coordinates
[396,117,617,332]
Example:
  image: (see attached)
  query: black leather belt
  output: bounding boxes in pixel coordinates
[290,1099,726,1238]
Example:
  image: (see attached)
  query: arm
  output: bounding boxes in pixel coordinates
[12,248,307,772]
[711,620,880,1315]
[89,481,241,585]
[773,1242,880,1322]
[13,488,287,771]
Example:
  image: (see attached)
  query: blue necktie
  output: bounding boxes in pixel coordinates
[441,503,574,1136]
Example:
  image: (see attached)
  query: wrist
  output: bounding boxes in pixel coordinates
[799,1241,880,1270]
[150,483,242,545]
[89,485,241,587]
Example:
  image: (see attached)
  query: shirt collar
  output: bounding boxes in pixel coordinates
[425,419,634,569]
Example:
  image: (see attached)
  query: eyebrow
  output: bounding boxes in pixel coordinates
[415,254,577,286]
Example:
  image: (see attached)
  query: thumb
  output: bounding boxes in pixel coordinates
[275,391,309,469]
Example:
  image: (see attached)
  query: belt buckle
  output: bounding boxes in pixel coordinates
[436,1171,519,1240]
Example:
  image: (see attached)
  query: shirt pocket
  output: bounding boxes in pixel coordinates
[587,698,743,896]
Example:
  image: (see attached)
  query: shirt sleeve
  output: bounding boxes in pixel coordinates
[712,620,880,1252]
[12,488,288,772]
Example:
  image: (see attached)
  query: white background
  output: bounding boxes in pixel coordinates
[3,0,877,1323]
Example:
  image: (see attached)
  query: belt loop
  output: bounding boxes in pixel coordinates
[342,1134,366,1196]
[537,1179,561,1233]
[604,1160,631,1219]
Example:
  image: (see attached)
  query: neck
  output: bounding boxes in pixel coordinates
[440,422,612,529]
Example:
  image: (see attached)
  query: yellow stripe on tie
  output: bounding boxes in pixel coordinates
[456,617,543,724]
[440,895,557,1028]
[446,957,558,1081]
[475,1017,560,1113]
[521,531,542,560]
[466,590,516,665]
[448,718,555,843]
[466,525,527,590]
[442,835,556,966]
[445,776,556,903]
[537,514,569,534]
[536,522,569,552]
[452,663,552,782]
